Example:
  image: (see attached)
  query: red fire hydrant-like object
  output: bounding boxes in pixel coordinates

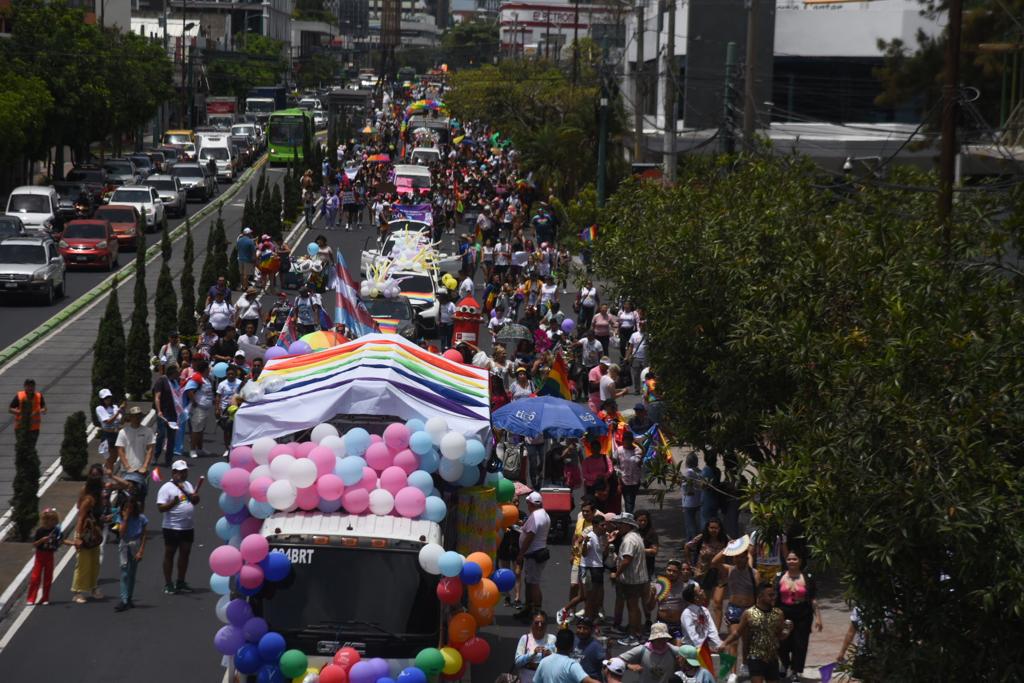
[452,295,483,346]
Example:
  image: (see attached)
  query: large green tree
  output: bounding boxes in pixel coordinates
[205,33,288,100]
[0,66,53,165]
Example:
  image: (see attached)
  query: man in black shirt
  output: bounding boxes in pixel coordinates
[211,327,239,364]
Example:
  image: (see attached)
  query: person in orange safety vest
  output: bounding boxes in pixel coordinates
[9,378,46,448]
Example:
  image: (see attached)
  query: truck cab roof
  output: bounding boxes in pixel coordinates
[262,512,442,546]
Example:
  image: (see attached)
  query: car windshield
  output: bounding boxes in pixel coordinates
[232,126,253,136]
[96,209,136,224]
[200,148,229,160]
[367,298,411,318]
[164,133,191,145]
[67,169,103,183]
[173,166,202,178]
[8,195,49,214]
[0,219,24,237]
[110,189,152,203]
[399,275,433,296]
[104,161,133,175]
[159,148,180,161]
[147,180,176,191]
[260,546,438,638]
[53,184,85,199]
[63,223,107,239]
[397,173,431,189]
[0,244,46,264]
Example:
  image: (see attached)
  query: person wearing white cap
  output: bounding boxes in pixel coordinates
[619,622,678,683]
[602,657,626,683]
[236,227,256,286]
[114,406,155,502]
[612,512,650,646]
[94,388,123,460]
[515,491,551,620]
[156,459,201,595]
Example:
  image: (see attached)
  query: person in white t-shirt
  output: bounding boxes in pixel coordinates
[215,365,243,456]
[516,492,552,620]
[156,459,201,595]
[115,406,155,501]
[204,290,233,333]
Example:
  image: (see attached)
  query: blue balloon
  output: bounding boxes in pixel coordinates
[257,631,287,663]
[238,582,261,596]
[257,664,287,683]
[405,418,426,433]
[235,643,263,675]
[248,499,275,519]
[213,361,229,379]
[457,465,480,488]
[429,487,442,498]
[408,470,434,495]
[261,551,292,582]
[307,242,319,257]
[419,449,440,474]
[438,550,464,577]
[319,496,343,512]
[422,496,447,523]
[398,667,428,683]
[484,471,502,485]
[463,439,486,466]
[228,532,242,548]
[215,516,240,542]
[210,572,231,595]
[459,560,483,585]
[344,428,371,456]
[337,455,368,486]
[225,508,249,525]
[243,616,269,642]
[220,492,247,515]
[408,430,434,456]
[492,568,516,593]
[208,462,231,489]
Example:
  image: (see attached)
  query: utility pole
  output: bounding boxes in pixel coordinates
[938,0,963,229]
[662,0,676,183]
[180,1,187,128]
[572,0,580,84]
[742,0,759,151]
[633,0,645,161]
[597,36,609,206]
[721,41,737,154]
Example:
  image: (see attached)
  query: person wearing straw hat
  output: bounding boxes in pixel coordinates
[712,534,758,683]
[619,622,679,683]
[672,646,715,683]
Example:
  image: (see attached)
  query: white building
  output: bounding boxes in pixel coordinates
[499,0,627,57]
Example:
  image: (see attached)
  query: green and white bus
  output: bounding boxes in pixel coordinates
[267,108,314,165]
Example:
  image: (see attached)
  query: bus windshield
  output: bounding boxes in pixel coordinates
[270,118,306,146]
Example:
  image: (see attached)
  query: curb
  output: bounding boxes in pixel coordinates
[0,155,269,371]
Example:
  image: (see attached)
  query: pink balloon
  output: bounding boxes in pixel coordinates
[393,449,419,475]
[296,485,320,511]
[221,468,250,497]
[267,444,295,464]
[294,441,318,458]
[369,434,384,444]
[383,423,411,452]
[365,442,393,472]
[394,487,427,518]
[239,563,264,589]
[380,466,408,496]
[210,545,243,576]
[240,517,263,538]
[342,487,370,514]
[229,446,255,471]
[309,447,337,477]
[443,348,463,363]
[249,476,273,503]
[357,467,379,492]
[316,473,345,501]
[240,534,269,563]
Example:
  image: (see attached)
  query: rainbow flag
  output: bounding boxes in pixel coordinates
[579,224,597,242]
[537,352,572,401]
[698,642,715,673]
[373,317,400,334]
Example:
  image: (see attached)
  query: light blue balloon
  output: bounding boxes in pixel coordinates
[216,516,240,542]
[220,492,247,515]
[307,242,319,257]
[408,470,434,495]
[423,496,447,523]
[337,455,368,486]
[211,573,231,595]
[484,472,502,486]
[429,487,441,498]
[208,462,231,489]
[248,499,275,519]
[409,431,434,456]
[405,418,426,433]
[438,550,464,577]
[463,439,486,466]
[457,465,480,488]
[228,532,242,549]
[419,449,440,474]
[319,497,343,513]
[438,457,463,482]
[213,362,229,379]
[345,428,371,457]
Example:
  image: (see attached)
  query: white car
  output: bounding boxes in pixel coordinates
[5,186,60,235]
[108,185,166,233]
[145,175,187,218]
[393,269,439,338]
[409,147,441,166]
[360,224,460,277]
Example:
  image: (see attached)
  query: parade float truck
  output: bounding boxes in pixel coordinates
[213,335,515,683]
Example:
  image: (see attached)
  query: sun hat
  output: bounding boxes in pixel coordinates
[648,622,672,641]
[616,512,639,528]
[723,534,752,557]
[127,406,144,416]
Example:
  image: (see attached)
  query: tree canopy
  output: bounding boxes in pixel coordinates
[205,33,288,100]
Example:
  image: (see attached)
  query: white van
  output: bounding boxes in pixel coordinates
[5,186,61,234]
[197,135,236,182]
[409,147,442,166]
[392,164,431,197]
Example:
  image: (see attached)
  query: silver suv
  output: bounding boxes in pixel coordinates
[0,235,66,304]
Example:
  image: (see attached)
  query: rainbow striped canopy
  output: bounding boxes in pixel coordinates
[232,334,491,444]
[298,330,348,351]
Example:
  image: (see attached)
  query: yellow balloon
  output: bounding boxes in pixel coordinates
[440,646,463,675]
[292,668,319,683]
[227,405,238,416]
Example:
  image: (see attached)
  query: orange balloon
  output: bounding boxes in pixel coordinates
[500,504,519,529]
[468,603,494,626]
[448,612,477,645]
[465,552,494,578]
[468,578,499,608]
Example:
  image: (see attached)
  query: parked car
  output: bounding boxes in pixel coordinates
[93,204,142,249]
[129,153,157,178]
[52,181,95,221]
[65,165,111,205]
[5,186,61,235]
[102,158,142,186]
[172,162,216,201]
[0,234,66,304]
[0,215,28,239]
[145,174,187,218]
[59,218,119,270]
[107,185,166,233]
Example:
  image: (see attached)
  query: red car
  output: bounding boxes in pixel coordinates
[93,204,142,249]
[59,219,119,270]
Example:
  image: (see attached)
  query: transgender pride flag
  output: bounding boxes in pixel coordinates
[328,253,378,338]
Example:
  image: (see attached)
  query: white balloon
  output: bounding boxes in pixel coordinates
[215,594,231,623]
[266,479,297,510]
[249,464,272,483]
[251,437,277,465]
[311,423,339,444]
[319,435,347,457]
[418,542,444,574]
[269,454,296,481]
[438,457,464,483]
[425,417,449,444]
[369,488,395,516]
[262,376,286,393]
[288,458,318,489]
[440,432,467,460]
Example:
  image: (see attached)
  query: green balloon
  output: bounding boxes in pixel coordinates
[496,478,515,504]
[278,649,308,679]
[415,648,445,674]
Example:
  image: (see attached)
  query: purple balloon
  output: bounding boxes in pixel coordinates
[226,598,253,627]
[288,340,313,355]
[243,616,269,642]
[264,345,289,362]
[368,658,390,680]
[214,624,246,655]
[225,508,250,525]
[319,496,344,512]
[561,318,576,334]
[349,661,376,683]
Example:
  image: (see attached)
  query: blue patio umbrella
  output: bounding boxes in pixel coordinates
[491,396,608,439]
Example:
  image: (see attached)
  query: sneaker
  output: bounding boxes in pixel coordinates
[616,636,639,647]
[114,601,129,613]
[40,601,49,606]
[73,594,88,604]
[189,450,199,459]
[575,607,586,617]
[25,599,35,606]
[175,580,194,593]
[163,583,177,595]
